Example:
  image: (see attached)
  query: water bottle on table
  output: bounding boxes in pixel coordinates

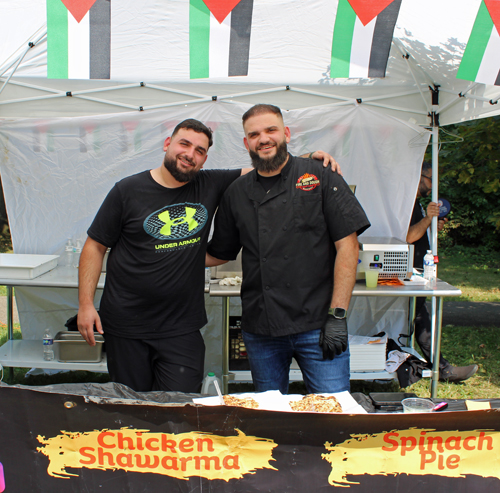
[43,329,54,361]
[73,239,82,269]
[423,250,436,282]
[59,239,74,274]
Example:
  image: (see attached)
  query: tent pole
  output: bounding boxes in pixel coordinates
[0,44,35,97]
[0,28,46,96]
[430,98,441,397]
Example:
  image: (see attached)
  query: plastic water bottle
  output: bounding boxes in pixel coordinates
[201,372,222,395]
[423,250,436,282]
[73,239,82,269]
[59,239,74,272]
[43,329,54,361]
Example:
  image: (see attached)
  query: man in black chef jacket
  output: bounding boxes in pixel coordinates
[407,161,478,382]
[207,104,370,394]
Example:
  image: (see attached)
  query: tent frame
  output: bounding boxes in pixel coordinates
[1,21,493,395]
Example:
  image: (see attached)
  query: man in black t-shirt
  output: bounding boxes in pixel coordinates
[77,119,241,393]
[77,118,341,393]
[407,161,477,383]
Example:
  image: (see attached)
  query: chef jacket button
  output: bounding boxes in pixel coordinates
[265,285,270,290]
[286,283,291,288]
[283,199,287,203]
[283,226,287,231]
[262,258,267,262]
[284,255,289,260]
[333,187,338,191]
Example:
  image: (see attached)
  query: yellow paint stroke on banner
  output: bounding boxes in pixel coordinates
[323,427,500,487]
[37,428,277,481]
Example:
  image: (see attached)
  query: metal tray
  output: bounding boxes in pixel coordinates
[54,331,104,363]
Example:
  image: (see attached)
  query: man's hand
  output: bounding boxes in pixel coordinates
[301,151,343,176]
[426,201,440,219]
[319,314,348,360]
[438,217,448,231]
[77,304,103,346]
[426,201,448,231]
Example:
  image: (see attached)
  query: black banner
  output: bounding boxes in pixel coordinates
[1,387,499,492]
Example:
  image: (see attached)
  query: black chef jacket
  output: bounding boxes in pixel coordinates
[208,155,370,337]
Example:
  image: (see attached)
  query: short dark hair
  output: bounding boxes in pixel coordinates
[421,161,432,174]
[242,104,283,124]
[172,119,213,148]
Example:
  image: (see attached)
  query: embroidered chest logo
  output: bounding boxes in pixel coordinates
[296,173,320,191]
[144,203,208,240]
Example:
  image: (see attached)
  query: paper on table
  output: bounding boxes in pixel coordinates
[349,334,388,345]
[193,390,291,412]
[193,390,367,414]
[402,275,428,285]
[465,400,491,410]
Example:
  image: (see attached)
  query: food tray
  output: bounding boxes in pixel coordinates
[54,331,104,363]
[0,254,59,279]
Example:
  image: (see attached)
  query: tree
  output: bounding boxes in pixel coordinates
[430,117,500,248]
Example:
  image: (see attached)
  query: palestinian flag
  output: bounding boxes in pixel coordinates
[330,0,401,79]
[189,0,253,79]
[457,0,500,86]
[46,0,111,79]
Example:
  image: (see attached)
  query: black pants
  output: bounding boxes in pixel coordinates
[104,330,205,393]
[414,297,450,371]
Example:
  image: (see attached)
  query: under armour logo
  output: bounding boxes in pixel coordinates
[158,206,199,236]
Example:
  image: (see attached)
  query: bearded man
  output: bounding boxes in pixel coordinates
[207,105,370,394]
[78,118,340,392]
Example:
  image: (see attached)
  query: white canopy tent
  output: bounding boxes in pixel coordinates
[1,0,499,369]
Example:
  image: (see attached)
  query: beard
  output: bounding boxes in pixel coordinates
[163,153,198,183]
[249,139,288,174]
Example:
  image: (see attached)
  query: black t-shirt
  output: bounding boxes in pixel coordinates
[409,199,429,269]
[208,155,371,336]
[88,169,240,338]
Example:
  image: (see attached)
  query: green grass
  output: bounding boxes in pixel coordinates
[438,246,500,302]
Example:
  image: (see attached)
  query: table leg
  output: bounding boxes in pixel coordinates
[5,286,14,383]
[408,296,417,349]
[222,296,230,394]
[7,286,13,340]
[430,297,444,398]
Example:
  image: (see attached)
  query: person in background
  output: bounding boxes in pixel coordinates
[407,161,478,382]
[77,118,340,393]
[207,104,370,394]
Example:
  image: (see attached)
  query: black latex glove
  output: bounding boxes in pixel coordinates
[319,314,348,360]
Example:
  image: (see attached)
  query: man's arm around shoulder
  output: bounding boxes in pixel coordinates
[77,237,107,346]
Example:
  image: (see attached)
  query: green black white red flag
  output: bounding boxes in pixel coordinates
[46,0,111,79]
[189,0,254,79]
[330,0,401,79]
[457,0,500,86]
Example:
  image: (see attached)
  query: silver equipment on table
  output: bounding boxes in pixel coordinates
[357,237,414,280]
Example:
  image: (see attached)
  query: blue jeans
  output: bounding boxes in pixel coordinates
[242,329,350,394]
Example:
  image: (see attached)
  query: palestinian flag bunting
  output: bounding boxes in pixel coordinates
[331,0,401,79]
[46,0,110,79]
[189,0,253,79]
[457,0,500,86]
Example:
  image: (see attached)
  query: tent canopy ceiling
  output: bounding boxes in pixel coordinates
[1,0,500,125]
